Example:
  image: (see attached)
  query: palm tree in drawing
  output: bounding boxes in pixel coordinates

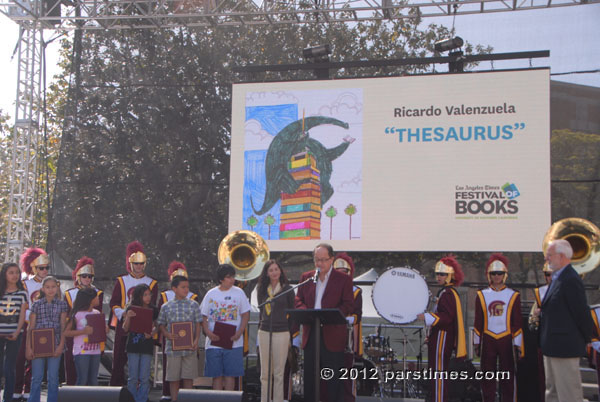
[344,204,357,240]
[264,214,276,240]
[325,206,337,240]
[247,215,258,231]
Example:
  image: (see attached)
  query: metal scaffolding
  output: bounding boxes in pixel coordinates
[0,0,597,261]
[1,0,598,30]
[3,19,43,262]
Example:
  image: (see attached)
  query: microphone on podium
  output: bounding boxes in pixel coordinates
[312,268,320,283]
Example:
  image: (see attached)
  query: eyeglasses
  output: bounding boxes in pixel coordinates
[131,262,144,266]
[436,273,448,277]
[37,266,49,271]
[336,268,350,274]
[490,272,505,276]
[544,273,552,277]
[80,274,94,279]
[314,257,332,264]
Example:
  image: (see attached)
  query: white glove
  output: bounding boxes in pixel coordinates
[424,313,435,326]
[292,334,301,348]
[114,307,125,321]
[346,316,355,325]
[592,341,600,353]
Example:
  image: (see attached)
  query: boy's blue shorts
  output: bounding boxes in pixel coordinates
[204,347,244,377]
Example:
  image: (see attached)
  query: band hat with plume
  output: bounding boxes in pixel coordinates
[126,241,146,273]
[73,256,95,283]
[486,253,509,284]
[20,247,49,276]
[333,252,355,277]
[168,260,188,281]
[435,255,464,286]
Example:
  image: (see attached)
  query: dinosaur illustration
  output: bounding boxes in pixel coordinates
[251,116,352,216]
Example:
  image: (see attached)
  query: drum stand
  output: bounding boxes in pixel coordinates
[395,328,420,399]
[414,326,424,396]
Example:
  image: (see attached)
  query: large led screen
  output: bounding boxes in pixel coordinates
[229,69,550,251]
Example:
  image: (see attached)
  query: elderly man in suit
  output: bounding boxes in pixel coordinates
[295,243,354,402]
[539,239,593,402]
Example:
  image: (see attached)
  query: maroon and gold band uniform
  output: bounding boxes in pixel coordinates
[109,242,158,386]
[474,254,524,402]
[423,256,467,402]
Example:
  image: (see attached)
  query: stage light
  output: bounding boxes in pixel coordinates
[303,44,331,79]
[434,36,464,53]
[303,44,331,61]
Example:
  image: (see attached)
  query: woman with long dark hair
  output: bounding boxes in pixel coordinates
[256,260,294,402]
[0,262,28,402]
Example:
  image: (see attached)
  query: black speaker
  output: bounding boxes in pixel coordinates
[58,386,129,401]
[177,389,242,402]
[58,386,243,402]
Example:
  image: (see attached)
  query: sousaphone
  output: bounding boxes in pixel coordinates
[218,230,269,281]
[542,217,600,276]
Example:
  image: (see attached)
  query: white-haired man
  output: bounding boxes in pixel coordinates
[539,239,593,402]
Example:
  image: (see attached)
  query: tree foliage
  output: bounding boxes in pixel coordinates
[49,17,481,283]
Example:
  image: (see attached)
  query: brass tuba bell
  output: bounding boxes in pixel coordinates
[542,218,600,276]
[218,230,269,281]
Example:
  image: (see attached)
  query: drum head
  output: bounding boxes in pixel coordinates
[372,267,429,324]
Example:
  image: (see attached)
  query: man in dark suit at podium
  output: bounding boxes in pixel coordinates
[539,239,593,402]
[295,243,354,402]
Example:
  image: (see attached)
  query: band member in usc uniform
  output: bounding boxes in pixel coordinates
[14,248,50,401]
[417,255,467,402]
[332,253,363,402]
[109,241,158,386]
[63,257,104,385]
[474,253,524,402]
[158,261,198,402]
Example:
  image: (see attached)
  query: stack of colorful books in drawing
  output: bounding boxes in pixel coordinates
[279,151,322,240]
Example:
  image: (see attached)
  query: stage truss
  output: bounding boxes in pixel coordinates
[1,0,597,261]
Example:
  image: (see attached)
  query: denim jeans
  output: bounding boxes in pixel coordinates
[28,355,60,402]
[74,353,101,386]
[127,353,152,402]
[0,334,22,402]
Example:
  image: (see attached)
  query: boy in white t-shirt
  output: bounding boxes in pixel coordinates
[200,264,250,391]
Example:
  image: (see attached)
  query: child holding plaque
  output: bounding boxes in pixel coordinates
[26,276,68,402]
[157,276,201,402]
[200,264,250,391]
[122,284,158,402]
[63,287,104,386]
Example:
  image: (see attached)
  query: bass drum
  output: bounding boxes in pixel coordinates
[372,267,430,324]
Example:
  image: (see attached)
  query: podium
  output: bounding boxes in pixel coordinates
[287,308,347,402]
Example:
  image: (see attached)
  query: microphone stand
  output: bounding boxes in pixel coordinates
[413,327,423,397]
[257,277,314,402]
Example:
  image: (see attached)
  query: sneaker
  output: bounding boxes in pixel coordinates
[159,397,171,402]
